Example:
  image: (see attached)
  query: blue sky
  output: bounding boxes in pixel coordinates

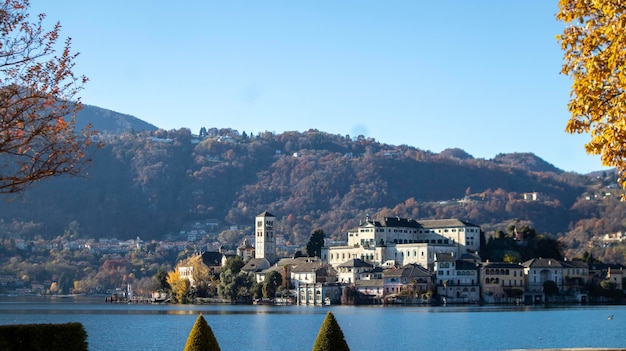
[30,1,610,174]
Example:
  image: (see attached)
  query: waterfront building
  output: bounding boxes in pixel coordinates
[522,258,563,294]
[480,261,525,303]
[296,282,342,305]
[561,259,589,294]
[522,258,565,304]
[355,278,384,301]
[434,253,480,303]
[383,263,432,296]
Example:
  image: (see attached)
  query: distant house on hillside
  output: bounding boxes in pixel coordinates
[523,192,540,201]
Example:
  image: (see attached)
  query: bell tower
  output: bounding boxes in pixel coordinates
[255,211,276,263]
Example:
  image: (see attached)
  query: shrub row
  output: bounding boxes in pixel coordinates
[0,322,88,351]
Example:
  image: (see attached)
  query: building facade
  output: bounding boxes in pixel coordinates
[323,216,481,269]
[480,262,525,303]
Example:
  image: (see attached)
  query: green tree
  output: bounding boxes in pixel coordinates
[312,311,350,351]
[557,1,626,188]
[218,256,252,303]
[223,255,244,274]
[153,268,170,291]
[306,229,325,257]
[543,280,559,297]
[183,314,221,351]
[262,270,282,299]
[0,0,99,194]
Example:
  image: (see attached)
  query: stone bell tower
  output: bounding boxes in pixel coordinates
[255,211,276,264]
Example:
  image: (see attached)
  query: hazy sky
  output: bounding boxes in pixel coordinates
[30,1,610,174]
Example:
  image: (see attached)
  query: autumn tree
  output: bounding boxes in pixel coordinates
[557,1,626,186]
[0,0,98,194]
[166,269,191,304]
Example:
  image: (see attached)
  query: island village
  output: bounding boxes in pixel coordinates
[170,211,619,306]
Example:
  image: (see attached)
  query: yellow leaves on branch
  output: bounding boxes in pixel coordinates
[557,0,626,187]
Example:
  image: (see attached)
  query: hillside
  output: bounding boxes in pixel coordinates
[75,104,158,133]
[0,107,625,263]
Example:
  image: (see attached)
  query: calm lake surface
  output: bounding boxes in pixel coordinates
[0,296,625,351]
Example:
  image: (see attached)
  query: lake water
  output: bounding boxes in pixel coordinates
[0,296,625,351]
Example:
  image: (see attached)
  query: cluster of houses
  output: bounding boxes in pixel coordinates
[179,212,623,305]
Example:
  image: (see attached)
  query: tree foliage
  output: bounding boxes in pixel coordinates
[217,256,252,303]
[481,222,564,262]
[183,314,221,351]
[543,280,559,296]
[312,311,350,351]
[306,228,325,257]
[0,0,98,194]
[557,1,626,187]
[261,270,282,299]
[166,269,190,304]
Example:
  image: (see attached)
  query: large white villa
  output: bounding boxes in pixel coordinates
[322,216,481,269]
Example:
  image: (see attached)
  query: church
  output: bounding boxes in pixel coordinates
[240,211,278,273]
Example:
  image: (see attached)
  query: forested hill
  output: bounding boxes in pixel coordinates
[75,104,158,134]
[1,117,625,261]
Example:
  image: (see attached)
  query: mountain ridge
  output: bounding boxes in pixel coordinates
[1,104,621,263]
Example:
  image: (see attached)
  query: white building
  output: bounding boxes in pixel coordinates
[323,216,481,269]
[434,253,480,303]
[336,258,373,284]
[296,283,342,305]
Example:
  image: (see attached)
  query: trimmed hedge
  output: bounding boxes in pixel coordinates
[312,311,350,351]
[184,314,221,351]
[0,322,88,351]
